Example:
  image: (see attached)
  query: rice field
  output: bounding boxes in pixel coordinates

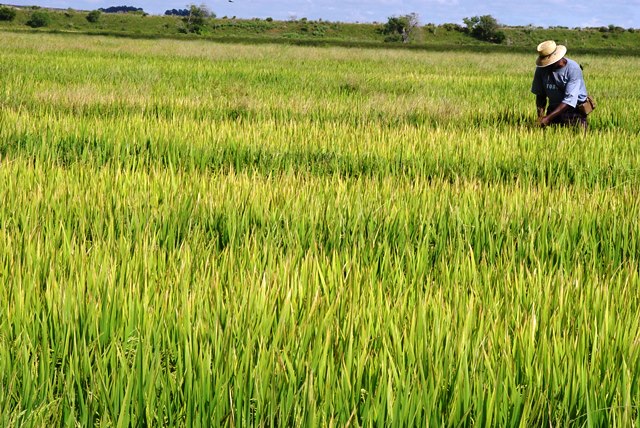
[1,31,640,426]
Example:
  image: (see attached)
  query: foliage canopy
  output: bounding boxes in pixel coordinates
[26,10,51,28]
[86,10,101,23]
[182,4,215,34]
[0,6,17,21]
[98,6,144,13]
[383,13,419,43]
[463,15,506,43]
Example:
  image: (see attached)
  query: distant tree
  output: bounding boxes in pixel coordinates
[86,10,101,23]
[99,6,144,14]
[383,13,419,43]
[165,9,190,17]
[26,10,51,28]
[0,6,17,21]
[608,24,624,33]
[183,4,215,34]
[424,23,437,35]
[463,15,505,43]
[441,22,464,32]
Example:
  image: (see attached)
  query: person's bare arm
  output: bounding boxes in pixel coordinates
[540,102,570,127]
[536,95,547,119]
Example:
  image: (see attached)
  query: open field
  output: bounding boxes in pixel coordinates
[1,32,640,426]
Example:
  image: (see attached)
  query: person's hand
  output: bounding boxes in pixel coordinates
[538,115,551,127]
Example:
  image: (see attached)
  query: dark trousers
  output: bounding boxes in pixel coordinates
[549,106,588,128]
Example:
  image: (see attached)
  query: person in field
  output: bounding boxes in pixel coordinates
[531,40,590,129]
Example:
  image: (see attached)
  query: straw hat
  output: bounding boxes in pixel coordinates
[536,40,567,67]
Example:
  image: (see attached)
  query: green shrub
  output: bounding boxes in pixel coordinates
[0,6,17,21]
[424,24,437,34]
[182,4,214,34]
[26,11,51,28]
[384,34,404,43]
[441,22,463,32]
[382,13,419,43]
[463,15,505,43]
[86,10,101,23]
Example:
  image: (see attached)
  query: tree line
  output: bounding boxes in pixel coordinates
[383,14,505,44]
[98,6,144,14]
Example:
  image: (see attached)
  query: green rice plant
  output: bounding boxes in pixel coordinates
[1,31,640,426]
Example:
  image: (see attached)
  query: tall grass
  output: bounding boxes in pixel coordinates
[1,32,640,426]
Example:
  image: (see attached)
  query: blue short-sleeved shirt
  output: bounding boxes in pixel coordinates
[531,58,588,110]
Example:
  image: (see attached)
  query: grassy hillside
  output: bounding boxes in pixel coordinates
[1,5,640,52]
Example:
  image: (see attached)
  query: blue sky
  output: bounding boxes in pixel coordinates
[5,0,640,28]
